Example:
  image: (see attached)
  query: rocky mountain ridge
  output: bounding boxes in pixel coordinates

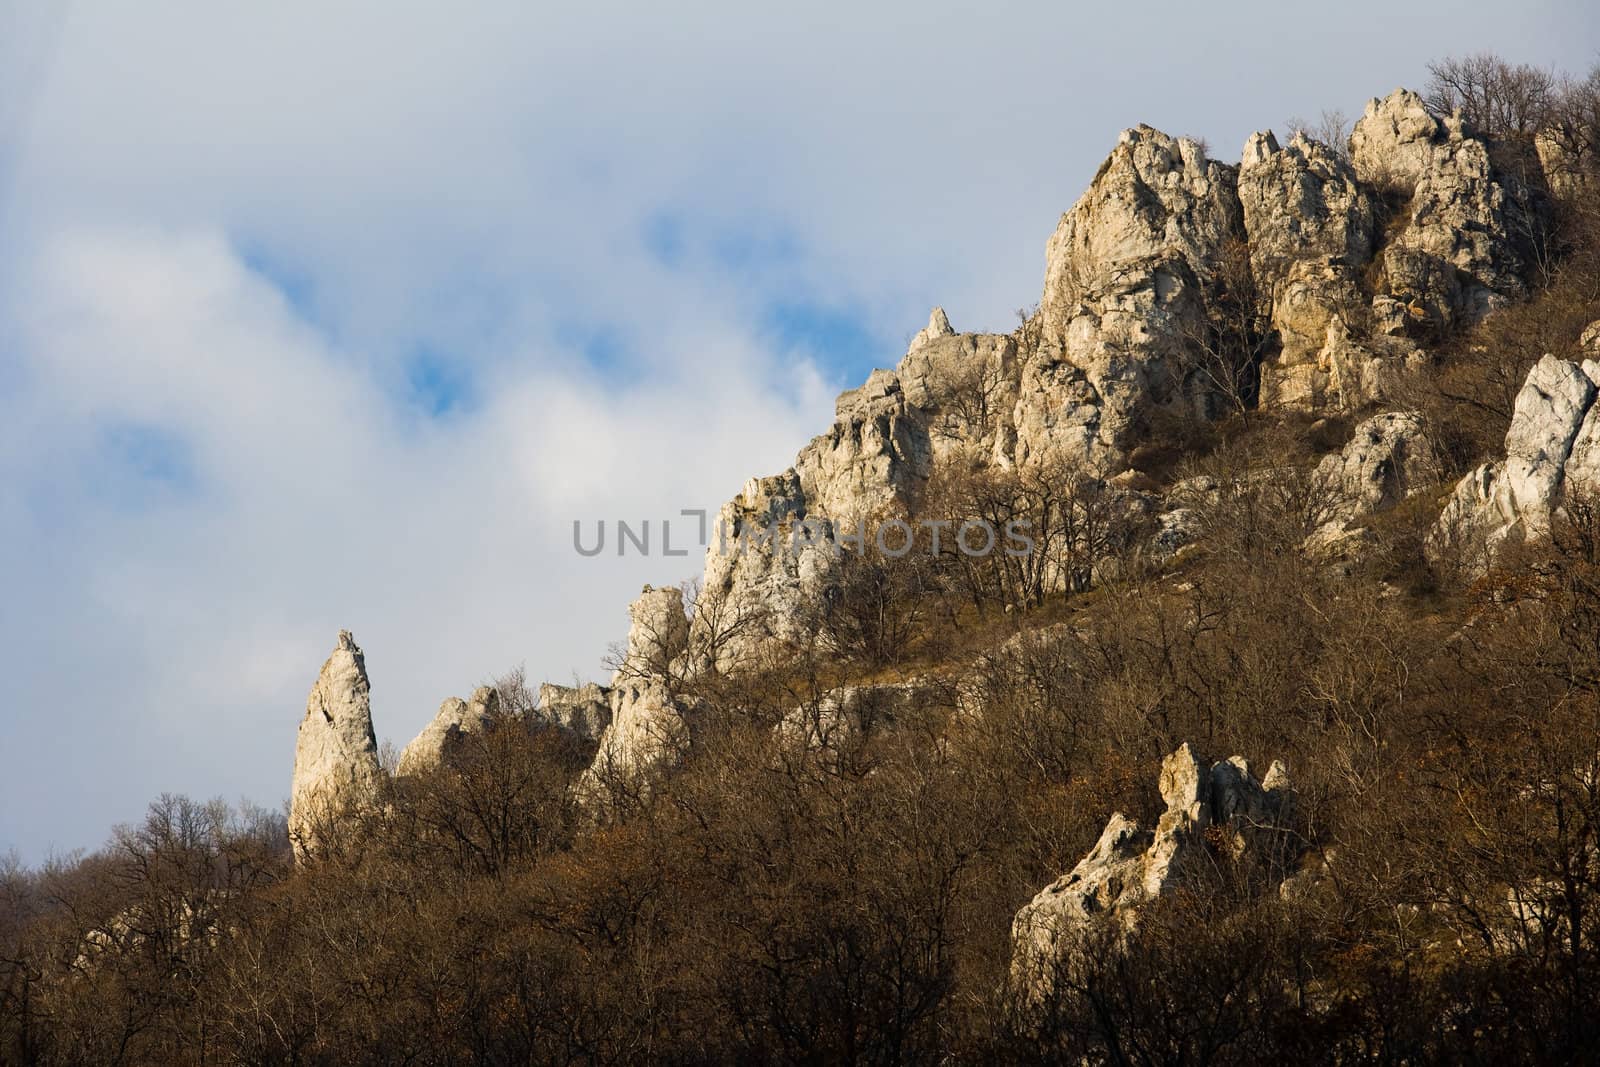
[289,82,1599,1010]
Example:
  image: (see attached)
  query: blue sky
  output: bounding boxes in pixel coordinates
[1,1,1595,861]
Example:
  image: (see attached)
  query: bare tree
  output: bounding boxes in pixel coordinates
[1182,238,1276,427]
[1426,52,1559,142]
[1285,108,1352,159]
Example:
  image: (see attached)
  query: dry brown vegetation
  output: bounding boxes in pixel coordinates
[5,486,1600,1063]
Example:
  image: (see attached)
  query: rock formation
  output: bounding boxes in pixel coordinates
[287,81,1560,851]
[1349,87,1445,191]
[536,682,612,743]
[1430,354,1600,569]
[289,631,383,861]
[1033,125,1243,466]
[618,583,690,681]
[1315,411,1441,516]
[897,314,1019,466]
[695,471,841,671]
[677,92,1553,664]
[793,369,932,524]
[1010,743,1292,1005]
[1536,128,1599,203]
[1040,126,1243,334]
[396,686,501,776]
[577,586,695,813]
[1352,88,1533,330]
[1238,129,1384,408]
[774,681,940,756]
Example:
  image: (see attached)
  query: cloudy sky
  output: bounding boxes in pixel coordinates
[1,1,1593,861]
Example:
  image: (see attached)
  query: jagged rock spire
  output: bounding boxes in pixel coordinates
[909,306,955,351]
[288,630,382,861]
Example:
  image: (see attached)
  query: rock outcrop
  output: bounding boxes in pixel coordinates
[774,681,941,756]
[1041,126,1243,334]
[696,471,840,671]
[1033,126,1244,466]
[1315,411,1441,516]
[536,682,612,743]
[289,631,383,860]
[578,586,695,812]
[1238,130,1383,408]
[396,686,501,776]
[1010,744,1292,1005]
[682,90,1552,663]
[897,316,1019,466]
[1353,88,1533,330]
[1430,354,1600,569]
[1536,128,1598,203]
[1581,319,1600,361]
[1350,88,1445,192]
[795,369,933,523]
[618,583,690,680]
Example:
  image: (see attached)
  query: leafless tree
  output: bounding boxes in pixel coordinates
[1285,108,1352,159]
[1182,238,1277,427]
[1426,52,1559,142]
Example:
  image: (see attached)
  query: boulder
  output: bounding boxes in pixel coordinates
[1315,411,1440,516]
[288,631,383,861]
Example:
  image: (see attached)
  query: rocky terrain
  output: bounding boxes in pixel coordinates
[294,83,1588,833]
[9,58,1600,1064]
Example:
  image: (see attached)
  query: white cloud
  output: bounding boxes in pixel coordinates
[1,224,829,857]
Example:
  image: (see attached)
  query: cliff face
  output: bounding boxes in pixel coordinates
[686,87,1556,674]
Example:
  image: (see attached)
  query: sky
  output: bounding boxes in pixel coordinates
[1,1,1594,862]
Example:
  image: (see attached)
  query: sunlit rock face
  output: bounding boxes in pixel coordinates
[1353,88,1536,331]
[576,585,694,815]
[1239,129,1386,409]
[1033,125,1245,468]
[289,630,382,861]
[1430,355,1600,571]
[536,682,612,743]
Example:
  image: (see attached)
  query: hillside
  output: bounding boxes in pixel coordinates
[6,55,1600,1063]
